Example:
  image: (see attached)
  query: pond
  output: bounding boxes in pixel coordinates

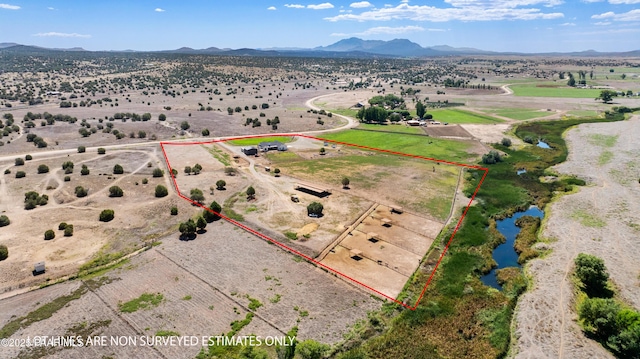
[480,206,544,289]
[537,141,551,149]
[517,169,527,175]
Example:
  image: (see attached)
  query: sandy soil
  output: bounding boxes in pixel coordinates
[513,115,640,359]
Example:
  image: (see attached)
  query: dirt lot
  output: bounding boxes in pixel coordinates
[514,115,640,358]
[0,146,197,294]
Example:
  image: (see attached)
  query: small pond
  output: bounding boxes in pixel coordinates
[537,141,551,149]
[480,206,544,289]
[517,169,527,175]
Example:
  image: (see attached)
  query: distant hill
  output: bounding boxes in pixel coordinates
[0,40,638,59]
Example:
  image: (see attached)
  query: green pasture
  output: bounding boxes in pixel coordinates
[489,108,550,121]
[356,123,425,134]
[429,108,503,124]
[226,136,294,146]
[510,84,603,98]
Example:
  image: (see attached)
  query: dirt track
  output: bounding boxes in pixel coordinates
[514,115,640,359]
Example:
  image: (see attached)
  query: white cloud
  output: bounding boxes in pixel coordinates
[47,7,55,10]
[0,3,20,10]
[285,4,305,8]
[608,0,640,4]
[325,3,564,22]
[308,2,334,9]
[331,25,429,36]
[155,8,165,12]
[592,9,640,21]
[350,1,373,8]
[268,6,277,10]
[560,22,576,26]
[33,32,92,38]
[594,21,611,25]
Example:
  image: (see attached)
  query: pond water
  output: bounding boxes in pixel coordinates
[517,169,527,175]
[480,206,544,289]
[537,141,551,149]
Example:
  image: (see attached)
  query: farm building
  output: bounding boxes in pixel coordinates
[295,182,331,197]
[242,147,258,156]
[33,261,45,275]
[258,141,287,152]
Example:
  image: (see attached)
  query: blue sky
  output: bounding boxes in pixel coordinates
[1,1,639,52]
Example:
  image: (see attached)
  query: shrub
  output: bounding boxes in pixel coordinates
[0,244,8,261]
[152,168,164,178]
[109,186,124,197]
[99,209,115,222]
[64,176,70,182]
[158,113,166,121]
[25,154,32,161]
[202,128,210,136]
[80,165,89,175]
[15,171,26,178]
[155,185,168,198]
[216,180,226,190]
[37,164,49,174]
[75,186,88,197]
[97,147,106,154]
[523,136,534,144]
[15,158,24,166]
[58,222,68,230]
[307,202,324,217]
[113,164,124,174]
[501,137,512,147]
[246,186,256,199]
[170,206,178,215]
[142,178,148,184]
[78,146,86,153]
[0,215,10,227]
[481,150,503,165]
[64,225,74,237]
[203,201,222,222]
[44,229,55,240]
[575,253,610,297]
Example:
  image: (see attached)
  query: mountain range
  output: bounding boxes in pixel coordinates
[1,38,639,58]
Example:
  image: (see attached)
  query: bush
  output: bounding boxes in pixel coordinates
[481,150,503,165]
[152,168,164,178]
[109,186,124,197]
[58,222,68,230]
[142,178,148,184]
[170,206,178,215]
[37,164,49,173]
[15,171,26,178]
[523,136,534,144]
[15,158,24,166]
[80,165,89,175]
[216,180,226,190]
[501,138,512,147]
[64,176,71,182]
[296,339,330,359]
[155,185,168,198]
[203,201,222,222]
[0,244,7,261]
[113,164,124,174]
[0,215,10,227]
[575,253,610,297]
[75,186,88,197]
[99,209,115,222]
[25,154,32,161]
[97,147,106,154]
[78,146,86,153]
[158,114,166,121]
[64,225,74,237]
[44,229,56,240]
[246,186,256,199]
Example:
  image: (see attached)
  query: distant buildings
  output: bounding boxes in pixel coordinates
[258,141,287,152]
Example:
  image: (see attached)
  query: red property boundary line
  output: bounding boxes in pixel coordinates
[159,133,488,310]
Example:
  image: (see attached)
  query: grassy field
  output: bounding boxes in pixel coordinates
[511,84,603,98]
[328,107,359,118]
[489,108,550,121]
[567,110,600,117]
[429,108,504,124]
[226,136,294,146]
[318,129,473,162]
[356,123,425,134]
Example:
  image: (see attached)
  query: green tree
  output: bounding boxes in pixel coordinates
[246,186,256,199]
[202,128,210,136]
[501,138,512,147]
[64,224,74,237]
[216,180,226,190]
[152,168,164,177]
[180,121,190,130]
[579,297,620,340]
[190,188,205,204]
[158,113,166,121]
[192,163,202,175]
[58,222,68,230]
[274,168,280,177]
[113,164,124,174]
[99,209,115,222]
[203,201,222,222]
[142,113,152,121]
[0,244,7,261]
[155,185,169,198]
[296,339,329,359]
[319,147,326,155]
[196,216,207,232]
[15,157,24,166]
[25,154,32,161]
[78,145,86,153]
[596,90,617,104]
[75,186,88,198]
[16,171,26,178]
[109,186,124,197]
[184,166,192,175]
[0,215,10,227]
[341,177,350,189]
[179,219,197,238]
[575,253,610,297]
[307,202,324,217]
[482,150,503,165]
[44,229,56,240]
[416,101,426,119]
[37,164,49,174]
[81,165,90,175]
[97,147,106,154]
